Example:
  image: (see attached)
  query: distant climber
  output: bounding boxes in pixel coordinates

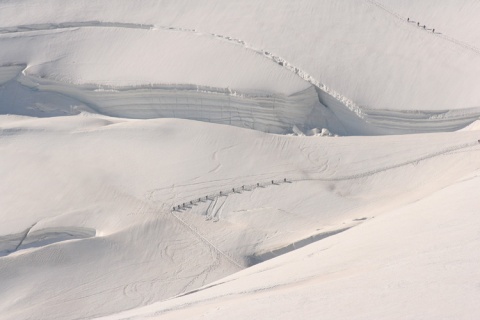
[284,178,287,182]
[271,180,274,184]
[417,22,419,26]
[432,29,435,33]
[257,182,259,187]
[407,17,409,22]
[232,188,235,192]
[242,185,245,190]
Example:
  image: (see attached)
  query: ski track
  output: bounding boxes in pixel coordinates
[205,197,217,221]
[177,249,220,295]
[212,196,227,223]
[170,210,243,269]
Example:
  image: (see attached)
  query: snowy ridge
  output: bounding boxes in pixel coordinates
[0,20,363,132]
[2,18,357,119]
[3,58,478,134]
[2,2,480,133]
[203,28,365,119]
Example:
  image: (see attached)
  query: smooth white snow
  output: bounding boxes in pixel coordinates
[104,170,480,320]
[1,1,480,319]
[1,114,480,319]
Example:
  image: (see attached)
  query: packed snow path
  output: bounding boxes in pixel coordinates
[170,139,480,215]
[170,210,243,269]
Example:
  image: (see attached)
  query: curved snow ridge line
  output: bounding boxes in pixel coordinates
[170,211,243,269]
[0,222,37,257]
[18,227,96,251]
[1,20,364,120]
[170,141,478,212]
[0,21,154,34]
[200,30,364,118]
[0,225,96,257]
[364,0,480,57]
[140,23,363,118]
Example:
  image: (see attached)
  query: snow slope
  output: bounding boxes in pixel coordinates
[104,171,480,320]
[1,1,480,319]
[1,114,479,319]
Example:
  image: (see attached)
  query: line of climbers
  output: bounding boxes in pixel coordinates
[171,140,480,212]
[172,178,289,211]
[407,17,435,33]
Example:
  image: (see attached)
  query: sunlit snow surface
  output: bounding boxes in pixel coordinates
[1,1,480,319]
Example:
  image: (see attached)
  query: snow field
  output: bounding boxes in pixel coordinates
[1,114,480,319]
[1,0,480,319]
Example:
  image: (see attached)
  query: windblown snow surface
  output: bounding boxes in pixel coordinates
[1,1,480,319]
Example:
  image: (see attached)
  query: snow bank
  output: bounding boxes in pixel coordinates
[2,0,480,134]
[2,73,340,134]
